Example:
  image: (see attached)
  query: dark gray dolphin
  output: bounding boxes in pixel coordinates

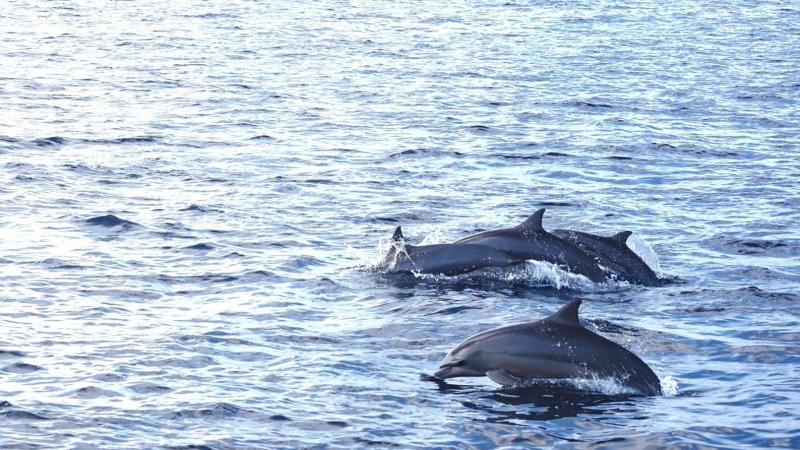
[453,209,608,282]
[433,299,662,395]
[381,227,522,276]
[550,229,661,286]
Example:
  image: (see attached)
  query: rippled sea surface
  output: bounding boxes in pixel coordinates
[2,1,799,448]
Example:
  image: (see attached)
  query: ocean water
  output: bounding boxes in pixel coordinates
[1,0,799,448]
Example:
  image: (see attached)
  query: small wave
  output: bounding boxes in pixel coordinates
[427,305,481,315]
[180,204,222,213]
[38,258,86,270]
[0,402,50,420]
[708,235,797,257]
[184,243,215,250]
[167,445,215,450]
[569,101,613,108]
[79,136,160,144]
[128,383,172,394]
[1,362,42,373]
[172,402,246,419]
[491,153,540,160]
[388,148,464,158]
[85,214,139,229]
[587,318,644,336]
[71,386,122,399]
[368,216,400,223]
[536,201,576,207]
[141,355,217,369]
[32,136,67,146]
[0,349,27,359]
[466,124,493,133]
[176,333,257,346]
[249,134,275,140]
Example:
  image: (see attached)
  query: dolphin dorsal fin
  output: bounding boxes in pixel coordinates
[519,208,545,231]
[610,231,632,243]
[391,226,404,243]
[544,299,582,326]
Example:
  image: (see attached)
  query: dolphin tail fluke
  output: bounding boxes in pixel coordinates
[519,208,545,231]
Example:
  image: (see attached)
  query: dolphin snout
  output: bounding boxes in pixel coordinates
[433,366,452,379]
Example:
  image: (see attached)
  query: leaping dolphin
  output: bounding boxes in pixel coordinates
[432,299,662,395]
[380,227,523,276]
[550,229,661,286]
[453,209,608,282]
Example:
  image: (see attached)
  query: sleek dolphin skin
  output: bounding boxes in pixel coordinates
[433,299,662,395]
[550,229,661,286]
[381,227,522,276]
[453,209,608,282]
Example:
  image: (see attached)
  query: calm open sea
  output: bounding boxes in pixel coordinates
[1,1,799,448]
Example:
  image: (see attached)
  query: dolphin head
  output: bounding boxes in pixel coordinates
[433,342,487,379]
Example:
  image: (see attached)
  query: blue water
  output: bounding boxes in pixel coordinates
[2,1,799,448]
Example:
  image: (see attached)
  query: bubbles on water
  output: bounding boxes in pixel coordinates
[513,372,675,397]
[660,375,679,397]
[566,375,638,395]
[511,375,637,395]
[626,233,663,276]
[494,260,595,290]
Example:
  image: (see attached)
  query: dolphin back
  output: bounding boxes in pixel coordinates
[551,229,660,285]
[437,300,662,395]
[452,210,608,282]
[390,243,522,276]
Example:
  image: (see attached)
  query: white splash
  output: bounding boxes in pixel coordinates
[358,232,399,271]
[494,260,596,290]
[625,233,663,276]
[510,375,636,395]
[659,375,679,397]
[566,375,638,395]
[418,227,447,245]
[513,373,673,397]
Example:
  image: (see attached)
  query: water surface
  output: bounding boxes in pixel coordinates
[1,0,799,448]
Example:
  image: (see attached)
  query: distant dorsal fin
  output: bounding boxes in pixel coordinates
[610,231,632,243]
[544,299,582,326]
[519,208,545,231]
[391,226,404,243]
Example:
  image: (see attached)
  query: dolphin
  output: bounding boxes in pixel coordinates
[380,227,523,276]
[452,209,608,282]
[432,299,662,395]
[550,229,661,286]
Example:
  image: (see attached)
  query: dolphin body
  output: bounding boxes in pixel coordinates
[433,299,662,396]
[550,229,661,286]
[381,227,522,276]
[452,209,608,283]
